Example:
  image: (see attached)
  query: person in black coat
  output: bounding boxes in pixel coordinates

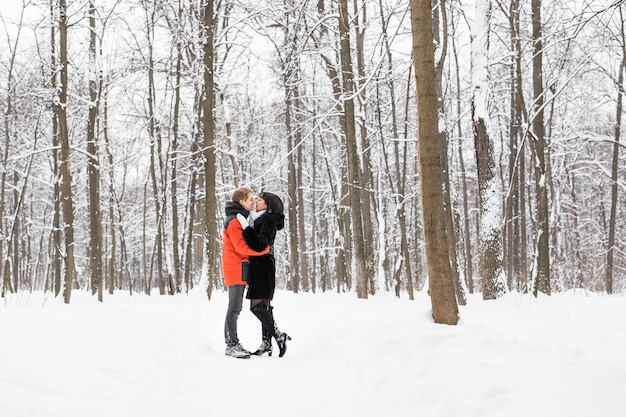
[236,192,291,357]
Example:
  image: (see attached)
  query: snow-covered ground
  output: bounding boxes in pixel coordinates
[1,288,624,417]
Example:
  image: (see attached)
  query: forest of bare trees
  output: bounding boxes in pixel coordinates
[0,0,624,304]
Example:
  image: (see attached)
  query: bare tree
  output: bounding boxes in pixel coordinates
[352,0,377,292]
[374,0,415,299]
[605,4,626,295]
[58,0,77,303]
[0,4,25,296]
[49,0,63,297]
[434,0,466,305]
[338,0,369,298]
[202,0,218,299]
[529,0,550,296]
[87,0,104,301]
[471,0,505,300]
[504,0,528,292]
[410,0,458,324]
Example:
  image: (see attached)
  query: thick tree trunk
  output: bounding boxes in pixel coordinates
[410,0,458,324]
[471,0,505,300]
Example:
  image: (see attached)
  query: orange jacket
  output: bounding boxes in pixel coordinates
[221,203,269,287]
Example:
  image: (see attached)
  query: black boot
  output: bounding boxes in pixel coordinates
[251,304,292,357]
[275,330,292,358]
[252,326,272,356]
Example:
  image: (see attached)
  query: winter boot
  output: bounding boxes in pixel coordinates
[225,343,251,359]
[275,330,292,358]
[252,326,273,356]
[251,304,292,358]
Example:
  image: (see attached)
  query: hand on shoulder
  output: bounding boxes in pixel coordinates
[236,213,249,229]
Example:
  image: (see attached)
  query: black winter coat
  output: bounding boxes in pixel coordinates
[243,212,285,300]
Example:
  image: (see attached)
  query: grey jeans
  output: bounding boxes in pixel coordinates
[224,285,245,346]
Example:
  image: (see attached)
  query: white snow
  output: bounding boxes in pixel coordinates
[1,289,624,417]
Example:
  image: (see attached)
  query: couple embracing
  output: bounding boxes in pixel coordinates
[221,186,291,359]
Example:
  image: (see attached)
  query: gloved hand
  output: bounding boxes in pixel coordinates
[236,213,249,229]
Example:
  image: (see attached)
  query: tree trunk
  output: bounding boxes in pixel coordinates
[87,0,104,301]
[352,0,377,293]
[183,95,203,292]
[58,0,77,303]
[410,0,458,324]
[451,22,474,294]
[471,0,505,300]
[338,0,368,299]
[50,0,62,297]
[202,0,218,300]
[510,0,529,293]
[285,86,300,293]
[605,5,625,295]
[434,0,466,305]
[0,4,19,296]
[103,87,116,295]
[530,0,550,296]
[294,90,310,293]
[171,0,184,293]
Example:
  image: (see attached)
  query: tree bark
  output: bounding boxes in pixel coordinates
[338,0,368,298]
[202,0,218,300]
[87,0,104,301]
[410,0,458,324]
[471,0,505,300]
[530,0,550,296]
[50,0,62,297]
[352,0,377,293]
[434,0,466,305]
[58,0,77,303]
[605,5,625,295]
[103,87,116,295]
[170,0,184,293]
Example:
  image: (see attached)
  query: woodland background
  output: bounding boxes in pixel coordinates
[0,0,624,304]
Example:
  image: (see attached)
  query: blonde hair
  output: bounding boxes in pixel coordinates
[231,186,253,203]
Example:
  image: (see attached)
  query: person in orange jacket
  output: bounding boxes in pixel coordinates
[239,192,291,357]
[221,186,269,358]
